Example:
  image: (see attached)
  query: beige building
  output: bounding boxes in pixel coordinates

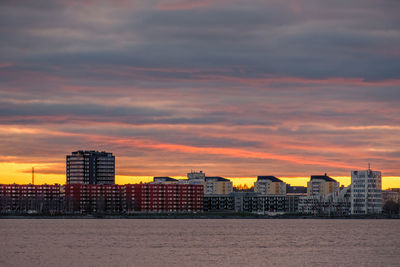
[307,174,339,197]
[204,177,233,195]
[254,176,286,195]
[187,171,233,195]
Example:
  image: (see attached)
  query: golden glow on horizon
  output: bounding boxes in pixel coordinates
[1,163,400,189]
[0,163,64,185]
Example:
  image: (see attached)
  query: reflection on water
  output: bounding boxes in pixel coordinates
[1,219,399,266]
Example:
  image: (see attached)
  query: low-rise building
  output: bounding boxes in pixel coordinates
[204,192,300,214]
[298,186,351,216]
[203,194,234,211]
[64,184,124,213]
[0,183,62,214]
[125,183,204,213]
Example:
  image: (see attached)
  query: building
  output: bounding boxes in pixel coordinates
[286,185,307,196]
[65,183,204,213]
[151,177,179,184]
[66,150,115,185]
[351,168,382,214]
[307,174,339,197]
[254,176,286,195]
[186,171,233,195]
[298,186,351,216]
[64,184,124,213]
[125,183,204,212]
[204,192,300,214]
[203,194,234,211]
[0,184,62,214]
[382,189,400,204]
[187,170,206,181]
[204,177,233,195]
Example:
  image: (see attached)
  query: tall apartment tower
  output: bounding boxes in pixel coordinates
[66,150,115,185]
[351,168,382,214]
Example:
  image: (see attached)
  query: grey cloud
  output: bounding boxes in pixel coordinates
[1,0,399,80]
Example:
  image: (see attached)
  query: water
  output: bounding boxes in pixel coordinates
[0,219,399,266]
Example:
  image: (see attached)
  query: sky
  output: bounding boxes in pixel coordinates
[0,0,400,188]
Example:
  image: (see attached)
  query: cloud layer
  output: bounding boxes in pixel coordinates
[0,0,400,184]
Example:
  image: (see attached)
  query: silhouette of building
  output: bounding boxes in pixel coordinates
[66,150,115,185]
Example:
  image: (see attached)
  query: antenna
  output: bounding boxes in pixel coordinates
[32,167,34,185]
[368,163,371,170]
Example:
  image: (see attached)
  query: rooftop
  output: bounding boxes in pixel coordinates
[205,176,230,182]
[310,174,337,182]
[153,177,178,182]
[257,176,283,182]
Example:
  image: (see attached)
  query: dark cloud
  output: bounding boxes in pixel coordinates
[0,0,400,179]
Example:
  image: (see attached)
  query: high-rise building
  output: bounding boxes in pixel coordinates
[351,168,382,214]
[254,176,287,195]
[66,150,115,185]
[307,174,339,197]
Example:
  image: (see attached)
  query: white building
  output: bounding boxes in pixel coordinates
[351,168,382,214]
[298,186,351,215]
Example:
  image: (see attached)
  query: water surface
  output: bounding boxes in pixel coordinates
[1,219,399,266]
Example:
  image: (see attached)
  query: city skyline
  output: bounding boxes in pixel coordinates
[1,1,400,189]
[3,153,400,189]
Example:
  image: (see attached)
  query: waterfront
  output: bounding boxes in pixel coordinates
[1,219,399,266]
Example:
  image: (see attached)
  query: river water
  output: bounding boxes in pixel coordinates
[0,219,399,266]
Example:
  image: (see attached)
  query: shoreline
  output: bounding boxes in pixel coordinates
[1,213,399,219]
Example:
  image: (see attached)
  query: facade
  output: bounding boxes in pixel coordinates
[66,150,115,185]
[254,176,286,195]
[298,186,351,216]
[233,193,299,214]
[64,184,124,213]
[125,183,204,212]
[307,174,339,197]
[204,192,300,214]
[0,184,62,214]
[351,169,382,214]
[204,177,233,195]
[203,194,234,211]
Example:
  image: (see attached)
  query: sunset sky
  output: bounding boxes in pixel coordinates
[1,0,400,188]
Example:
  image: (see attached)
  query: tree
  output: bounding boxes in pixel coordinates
[383,200,399,216]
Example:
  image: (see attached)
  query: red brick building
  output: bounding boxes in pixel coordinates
[64,184,124,213]
[0,184,62,214]
[124,183,204,213]
[0,183,204,214]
